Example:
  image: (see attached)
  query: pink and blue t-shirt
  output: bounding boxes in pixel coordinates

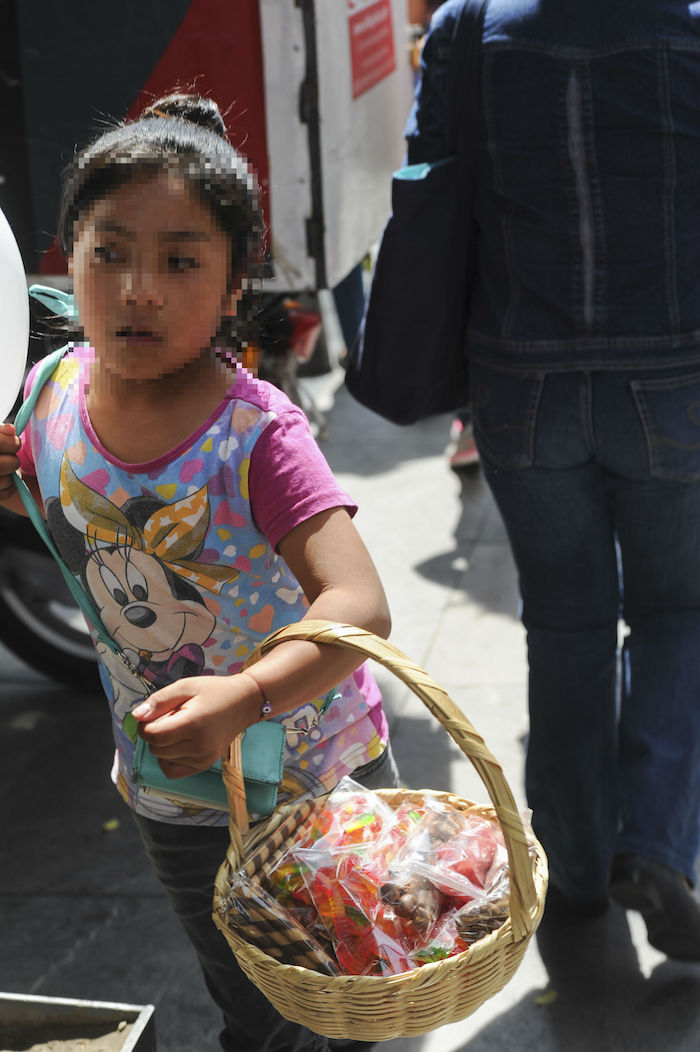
[17,346,388,825]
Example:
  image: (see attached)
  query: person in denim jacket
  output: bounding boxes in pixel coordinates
[408,0,700,958]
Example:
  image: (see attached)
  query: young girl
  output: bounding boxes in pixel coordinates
[0,93,397,1052]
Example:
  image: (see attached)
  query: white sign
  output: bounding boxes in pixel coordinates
[260,0,413,290]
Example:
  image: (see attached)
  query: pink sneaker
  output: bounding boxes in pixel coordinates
[449,419,480,470]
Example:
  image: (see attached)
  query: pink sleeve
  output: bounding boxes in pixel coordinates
[248,406,358,550]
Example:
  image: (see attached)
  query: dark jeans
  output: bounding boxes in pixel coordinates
[133,744,400,1052]
[471,362,700,900]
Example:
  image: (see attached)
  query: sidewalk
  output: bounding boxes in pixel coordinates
[2,380,700,1051]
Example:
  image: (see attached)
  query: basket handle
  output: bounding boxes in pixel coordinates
[227,735,250,834]
[236,619,538,942]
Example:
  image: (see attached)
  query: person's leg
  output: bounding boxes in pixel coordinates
[333,263,366,353]
[617,577,700,878]
[590,366,700,959]
[595,367,700,880]
[349,741,400,792]
[132,814,329,1052]
[471,365,620,901]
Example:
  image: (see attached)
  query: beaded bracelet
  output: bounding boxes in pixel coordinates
[241,669,338,734]
[242,669,273,720]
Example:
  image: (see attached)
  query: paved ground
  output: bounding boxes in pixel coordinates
[2,374,700,1051]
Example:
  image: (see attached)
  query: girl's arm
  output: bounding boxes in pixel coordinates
[0,425,36,517]
[243,504,391,705]
[133,507,391,778]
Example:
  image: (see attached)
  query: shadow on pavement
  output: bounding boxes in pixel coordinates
[448,907,700,1052]
[412,467,521,622]
[0,669,221,1051]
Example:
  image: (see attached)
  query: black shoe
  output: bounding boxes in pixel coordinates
[609,852,700,962]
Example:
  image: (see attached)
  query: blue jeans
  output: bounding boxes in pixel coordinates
[471,361,700,900]
[132,744,400,1052]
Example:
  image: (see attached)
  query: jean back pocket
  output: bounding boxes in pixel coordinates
[631,370,700,482]
[470,362,543,469]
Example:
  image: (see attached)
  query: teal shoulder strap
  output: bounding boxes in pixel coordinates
[12,347,121,658]
[13,347,66,434]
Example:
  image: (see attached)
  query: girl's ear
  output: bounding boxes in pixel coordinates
[67,255,74,277]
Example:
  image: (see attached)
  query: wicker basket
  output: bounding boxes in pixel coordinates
[213,621,548,1042]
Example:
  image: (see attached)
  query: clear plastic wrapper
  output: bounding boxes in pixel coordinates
[266,777,395,910]
[265,778,395,900]
[305,855,413,976]
[402,802,509,907]
[218,871,340,975]
[454,891,510,944]
[274,779,410,975]
[410,908,469,966]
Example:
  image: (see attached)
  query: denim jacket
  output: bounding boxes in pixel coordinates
[406,0,700,369]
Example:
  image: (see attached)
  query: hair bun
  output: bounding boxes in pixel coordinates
[141,93,228,140]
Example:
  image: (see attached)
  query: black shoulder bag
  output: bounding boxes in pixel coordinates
[345,0,487,426]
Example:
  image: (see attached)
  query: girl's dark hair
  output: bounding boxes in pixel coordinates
[58,92,263,351]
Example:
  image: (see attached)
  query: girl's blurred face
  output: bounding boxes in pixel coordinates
[70,171,237,383]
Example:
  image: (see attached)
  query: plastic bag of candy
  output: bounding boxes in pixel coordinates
[454,891,510,944]
[266,778,396,911]
[263,779,411,974]
[367,799,487,943]
[401,801,509,907]
[301,852,414,976]
[218,869,340,975]
[268,779,410,975]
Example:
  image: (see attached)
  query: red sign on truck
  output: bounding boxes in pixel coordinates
[348,0,397,99]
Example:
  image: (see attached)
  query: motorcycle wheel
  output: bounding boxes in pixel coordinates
[0,544,99,689]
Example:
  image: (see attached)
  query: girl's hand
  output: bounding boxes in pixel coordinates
[132,674,261,779]
[0,424,38,517]
[0,425,21,501]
